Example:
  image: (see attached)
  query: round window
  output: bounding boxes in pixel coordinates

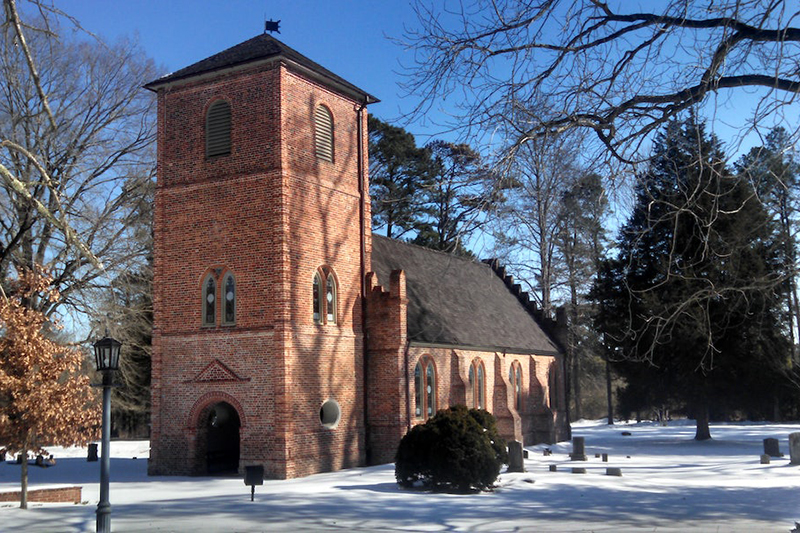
[319,399,341,429]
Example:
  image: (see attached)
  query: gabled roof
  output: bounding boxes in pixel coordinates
[371,236,561,355]
[144,33,378,104]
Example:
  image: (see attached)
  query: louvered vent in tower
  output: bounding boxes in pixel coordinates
[314,105,334,162]
[206,100,232,157]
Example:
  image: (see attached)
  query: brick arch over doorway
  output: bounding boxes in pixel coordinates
[186,392,247,475]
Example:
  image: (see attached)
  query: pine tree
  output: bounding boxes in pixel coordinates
[368,116,434,239]
[0,268,99,508]
[412,140,490,256]
[593,116,791,439]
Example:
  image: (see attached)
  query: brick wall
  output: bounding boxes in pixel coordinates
[0,486,81,503]
[150,59,369,479]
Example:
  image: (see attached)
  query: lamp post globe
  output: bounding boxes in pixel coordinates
[93,336,121,533]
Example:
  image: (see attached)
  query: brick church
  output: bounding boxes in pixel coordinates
[145,34,569,479]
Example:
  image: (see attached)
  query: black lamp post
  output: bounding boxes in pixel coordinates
[93,336,121,533]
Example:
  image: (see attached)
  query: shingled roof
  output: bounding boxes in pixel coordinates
[371,236,561,355]
[144,33,378,103]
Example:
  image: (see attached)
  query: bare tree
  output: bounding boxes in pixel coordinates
[489,130,584,318]
[402,0,800,160]
[0,1,156,321]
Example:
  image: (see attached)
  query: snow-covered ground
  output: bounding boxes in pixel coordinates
[1,419,799,532]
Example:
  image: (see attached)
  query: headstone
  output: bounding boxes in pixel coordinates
[570,436,587,461]
[595,453,600,458]
[542,448,551,456]
[507,440,525,473]
[549,464,558,472]
[760,454,771,464]
[571,467,586,474]
[16,454,23,464]
[87,443,98,462]
[523,450,529,459]
[763,437,783,457]
[602,453,608,462]
[790,432,800,465]
[606,467,622,477]
[621,431,632,436]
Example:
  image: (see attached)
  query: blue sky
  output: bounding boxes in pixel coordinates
[48,0,433,135]
[37,1,795,158]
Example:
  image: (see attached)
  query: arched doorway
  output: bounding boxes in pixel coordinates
[204,402,240,475]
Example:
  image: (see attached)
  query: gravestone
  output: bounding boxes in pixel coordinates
[570,437,587,461]
[790,432,800,465]
[507,441,525,473]
[763,437,783,457]
[549,464,558,472]
[760,454,771,464]
[87,443,98,462]
[571,467,586,474]
[602,453,608,462]
[606,467,622,476]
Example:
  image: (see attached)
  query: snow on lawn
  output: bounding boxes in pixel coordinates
[1,420,799,532]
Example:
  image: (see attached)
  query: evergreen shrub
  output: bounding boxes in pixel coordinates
[395,405,508,492]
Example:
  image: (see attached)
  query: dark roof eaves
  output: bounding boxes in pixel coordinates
[409,340,562,356]
[143,38,379,104]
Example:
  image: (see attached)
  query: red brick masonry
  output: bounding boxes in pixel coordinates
[0,486,82,503]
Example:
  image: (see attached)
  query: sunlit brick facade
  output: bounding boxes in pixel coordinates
[146,34,568,479]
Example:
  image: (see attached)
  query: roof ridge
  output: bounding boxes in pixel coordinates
[145,33,378,103]
[371,234,487,269]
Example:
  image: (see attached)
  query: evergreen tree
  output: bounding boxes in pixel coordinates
[368,116,433,239]
[412,140,490,256]
[737,128,800,358]
[556,173,608,420]
[593,116,791,439]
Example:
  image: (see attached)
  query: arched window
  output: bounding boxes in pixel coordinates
[203,274,216,326]
[509,361,523,411]
[469,359,486,410]
[312,272,322,324]
[414,357,437,420]
[222,273,236,325]
[313,266,337,325]
[314,104,334,162]
[206,100,232,158]
[326,274,337,324]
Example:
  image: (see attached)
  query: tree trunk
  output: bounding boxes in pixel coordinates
[694,404,712,441]
[20,438,28,509]
[605,360,614,425]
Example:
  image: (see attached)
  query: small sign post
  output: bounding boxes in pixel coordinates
[244,465,265,502]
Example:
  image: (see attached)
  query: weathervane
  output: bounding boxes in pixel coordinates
[264,18,281,34]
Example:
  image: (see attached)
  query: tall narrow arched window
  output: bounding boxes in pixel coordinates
[203,275,216,326]
[314,105,334,162]
[223,273,236,325]
[313,272,322,324]
[325,274,337,324]
[469,359,486,410]
[509,361,523,411]
[414,357,436,420]
[313,266,338,325]
[206,100,231,157]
